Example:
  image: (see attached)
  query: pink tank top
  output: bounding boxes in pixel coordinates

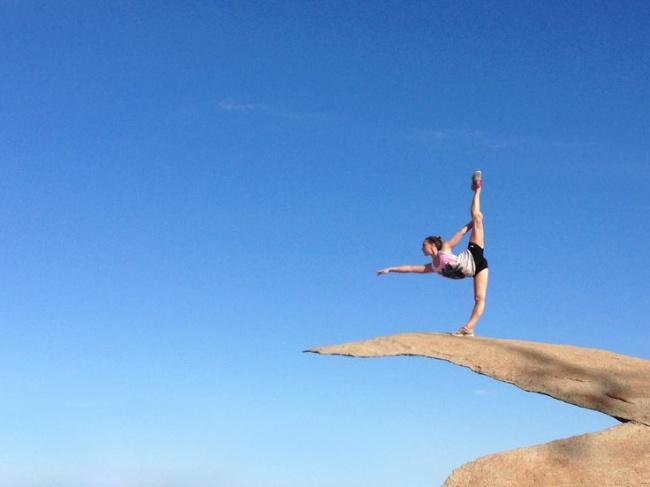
[433,251,473,279]
[433,251,457,272]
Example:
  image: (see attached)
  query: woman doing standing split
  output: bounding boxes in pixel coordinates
[377,171,488,336]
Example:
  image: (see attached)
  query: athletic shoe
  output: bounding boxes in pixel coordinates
[451,328,475,337]
[471,170,482,191]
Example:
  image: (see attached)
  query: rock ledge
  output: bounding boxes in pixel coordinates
[307,333,650,485]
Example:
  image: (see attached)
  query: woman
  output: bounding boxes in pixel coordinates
[377,171,488,336]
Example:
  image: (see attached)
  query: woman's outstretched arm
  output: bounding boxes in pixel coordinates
[444,221,474,250]
[377,264,433,275]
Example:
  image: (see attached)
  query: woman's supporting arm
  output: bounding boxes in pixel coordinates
[444,221,474,250]
[377,264,433,275]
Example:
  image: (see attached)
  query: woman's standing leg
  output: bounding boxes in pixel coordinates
[464,268,488,332]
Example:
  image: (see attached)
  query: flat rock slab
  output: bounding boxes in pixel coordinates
[443,422,650,486]
[307,332,650,425]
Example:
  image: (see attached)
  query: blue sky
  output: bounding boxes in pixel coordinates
[1,1,649,485]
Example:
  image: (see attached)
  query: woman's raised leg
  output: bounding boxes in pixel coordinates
[469,186,484,248]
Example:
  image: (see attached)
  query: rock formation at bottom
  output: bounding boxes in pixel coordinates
[445,422,650,486]
[307,332,650,486]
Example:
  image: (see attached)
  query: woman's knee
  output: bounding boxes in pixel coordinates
[472,210,483,223]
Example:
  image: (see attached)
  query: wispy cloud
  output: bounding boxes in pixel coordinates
[217,100,269,112]
[217,99,326,121]
[473,388,489,396]
[410,127,595,152]
[410,128,528,150]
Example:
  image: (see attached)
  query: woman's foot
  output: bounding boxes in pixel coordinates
[471,170,482,191]
[451,326,475,337]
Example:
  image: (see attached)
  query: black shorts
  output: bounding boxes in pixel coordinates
[468,242,488,276]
